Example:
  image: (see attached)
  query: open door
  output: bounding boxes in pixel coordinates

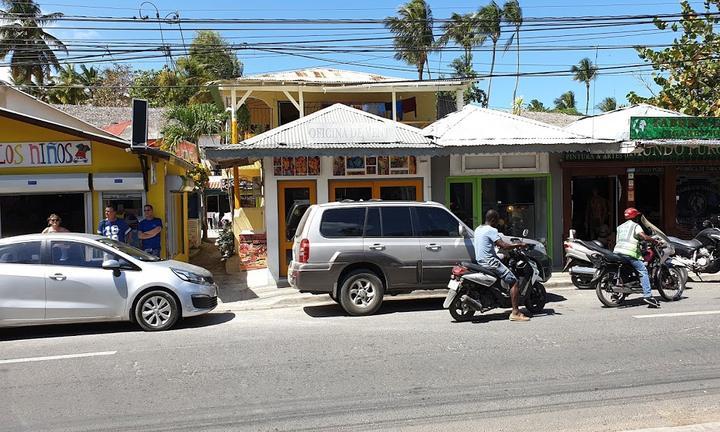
[278,180,316,277]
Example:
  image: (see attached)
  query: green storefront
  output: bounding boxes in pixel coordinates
[562,116,720,240]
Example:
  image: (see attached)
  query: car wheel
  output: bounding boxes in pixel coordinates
[134,290,179,331]
[339,270,385,316]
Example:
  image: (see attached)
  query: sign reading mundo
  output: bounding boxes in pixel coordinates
[630,116,720,140]
[0,141,92,168]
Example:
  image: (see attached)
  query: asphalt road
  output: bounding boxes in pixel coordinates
[1,281,720,432]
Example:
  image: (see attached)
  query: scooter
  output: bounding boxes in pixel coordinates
[444,245,549,321]
[563,235,608,289]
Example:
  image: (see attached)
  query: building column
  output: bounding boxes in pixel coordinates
[299,89,304,117]
[456,89,464,111]
[391,90,397,121]
[230,89,241,209]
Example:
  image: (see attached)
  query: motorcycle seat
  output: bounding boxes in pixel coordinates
[577,240,607,252]
[592,249,633,264]
[461,261,486,272]
[668,236,702,250]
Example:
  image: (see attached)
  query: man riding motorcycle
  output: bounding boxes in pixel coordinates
[474,209,529,321]
[614,207,661,308]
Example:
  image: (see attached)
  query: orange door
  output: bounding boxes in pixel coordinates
[278,180,317,277]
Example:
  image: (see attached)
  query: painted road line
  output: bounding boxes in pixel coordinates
[633,310,720,319]
[0,351,117,365]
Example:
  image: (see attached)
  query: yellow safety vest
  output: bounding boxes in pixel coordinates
[614,220,642,259]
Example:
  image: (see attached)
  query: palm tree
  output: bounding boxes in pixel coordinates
[571,57,599,114]
[503,0,522,108]
[477,1,502,105]
[439,12,485,63]
[526,99,547,112]
[161,103,228,157]
[554,90,577,112]
[0,0,67,85]
[385,0,436,80]
[48,64,86,105]
[597,97,617,112]
[78,65,101,99]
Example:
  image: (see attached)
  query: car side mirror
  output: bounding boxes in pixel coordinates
[102,259,121,277]
[522,229,529,238]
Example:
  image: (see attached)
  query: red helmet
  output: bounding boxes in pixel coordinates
[624,207,641,220]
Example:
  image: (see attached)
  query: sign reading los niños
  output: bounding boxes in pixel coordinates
[0,141,92,168]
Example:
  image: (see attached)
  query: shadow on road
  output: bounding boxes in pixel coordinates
[303,296,445,318]
[546,292,567,303]
[0,312,236,342]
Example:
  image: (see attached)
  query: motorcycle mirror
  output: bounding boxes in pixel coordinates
[522,229,529,237]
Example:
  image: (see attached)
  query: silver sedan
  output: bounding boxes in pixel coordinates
[0,233,218,331]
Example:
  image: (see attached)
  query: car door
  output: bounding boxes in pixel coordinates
[0,241,45,324]
[45,240,130,321]
[414,206,475,288]
[363,206,421,290]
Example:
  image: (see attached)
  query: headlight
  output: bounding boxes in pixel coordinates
[172,268,211,284]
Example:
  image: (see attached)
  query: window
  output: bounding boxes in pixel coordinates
[414,207,461,237]
[320,208,366,238]
[50,241,123,268]
[381,207,413,237]
[0,242,41,264]
[364,207,381,237]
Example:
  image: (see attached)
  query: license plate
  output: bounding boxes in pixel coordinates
[447,279,460,290]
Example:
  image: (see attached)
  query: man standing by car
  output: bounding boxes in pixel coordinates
[475,209,529,322]
[138,204,163,257]
[614,207,660,308]
[98,205,131,243]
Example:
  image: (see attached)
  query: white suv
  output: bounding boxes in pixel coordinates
[288,201,476,315]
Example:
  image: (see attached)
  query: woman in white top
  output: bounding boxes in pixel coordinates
[42,213,70,233]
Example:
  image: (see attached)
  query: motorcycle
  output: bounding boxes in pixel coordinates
[563,236,609,289]
[443,245,550,321]
[667,218,720,279]
[588,233,684,307]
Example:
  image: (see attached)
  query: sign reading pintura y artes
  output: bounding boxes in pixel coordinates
[630,116,720,140]
[0,141,92,168]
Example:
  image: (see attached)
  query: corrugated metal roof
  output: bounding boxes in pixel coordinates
[564,104,687,141]
[423,105,617,152]
[518,111,581,127]
[206,103,439,159]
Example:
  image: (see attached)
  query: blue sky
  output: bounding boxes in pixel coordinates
[1,0,709,114]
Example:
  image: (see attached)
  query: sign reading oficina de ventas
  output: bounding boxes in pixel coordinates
[0,141,92,167]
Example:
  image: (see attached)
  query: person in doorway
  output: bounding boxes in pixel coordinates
[98,205,131,243]
[585,188,609,239]
[138,204,163,257]
[475,209,530,322]
[614,207,661,308]
[42,213,69,233]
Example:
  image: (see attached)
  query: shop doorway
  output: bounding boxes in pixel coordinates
[0,193,86,237]
[329,179,423,202]
[278,180,317,277]
[634,172,663,229]
[570,176,618,241]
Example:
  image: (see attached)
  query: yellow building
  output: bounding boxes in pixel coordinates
[0,85,193,261]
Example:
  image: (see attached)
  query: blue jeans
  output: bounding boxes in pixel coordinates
[625,257,652,297]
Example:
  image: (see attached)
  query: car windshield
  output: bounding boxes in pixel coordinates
[96,238,161,262]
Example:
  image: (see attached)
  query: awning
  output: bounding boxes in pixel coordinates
[93,173,144,191]
[0,174,90,194]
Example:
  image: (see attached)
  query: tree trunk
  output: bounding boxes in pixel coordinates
[487,43,497,106]
[585,83,590,114]
[512,30,520,108]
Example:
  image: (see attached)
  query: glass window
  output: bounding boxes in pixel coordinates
[96,238,159,262]
[0,242,41,264]
[320,208,366,238]
[50,241,123,268]
[381,207,413,237]
[364,207,381,237]
[449,182,475,228]
[414,207,461,237]
[380,186,417,201]
[481,177,548,240]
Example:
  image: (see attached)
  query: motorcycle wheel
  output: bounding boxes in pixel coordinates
[595,272,626,307]
[657,267,684,302]
[449,295,475,322]
[571,274,593,290]
[525,282,547,314]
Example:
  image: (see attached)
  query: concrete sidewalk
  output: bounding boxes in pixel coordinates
[623,423,720,432]
[191,241,719,313]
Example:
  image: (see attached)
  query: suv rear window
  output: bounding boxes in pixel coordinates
[320,208,366,237]
[414,207,461,237]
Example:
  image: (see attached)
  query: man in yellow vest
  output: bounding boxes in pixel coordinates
[613,207,660,308]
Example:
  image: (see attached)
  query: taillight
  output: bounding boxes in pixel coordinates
[299,239,310,263]
[452,265,468,277]
[563,241,571,250]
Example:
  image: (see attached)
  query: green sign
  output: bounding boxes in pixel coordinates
[630,116,720,140]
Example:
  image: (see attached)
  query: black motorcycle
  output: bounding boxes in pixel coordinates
[589,240,684,307]
[667,218,720,278]
[443,246,550,321]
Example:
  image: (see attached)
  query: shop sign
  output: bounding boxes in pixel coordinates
[564,144,720,162]
[630,116,720,140]
[0,141,91,168]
